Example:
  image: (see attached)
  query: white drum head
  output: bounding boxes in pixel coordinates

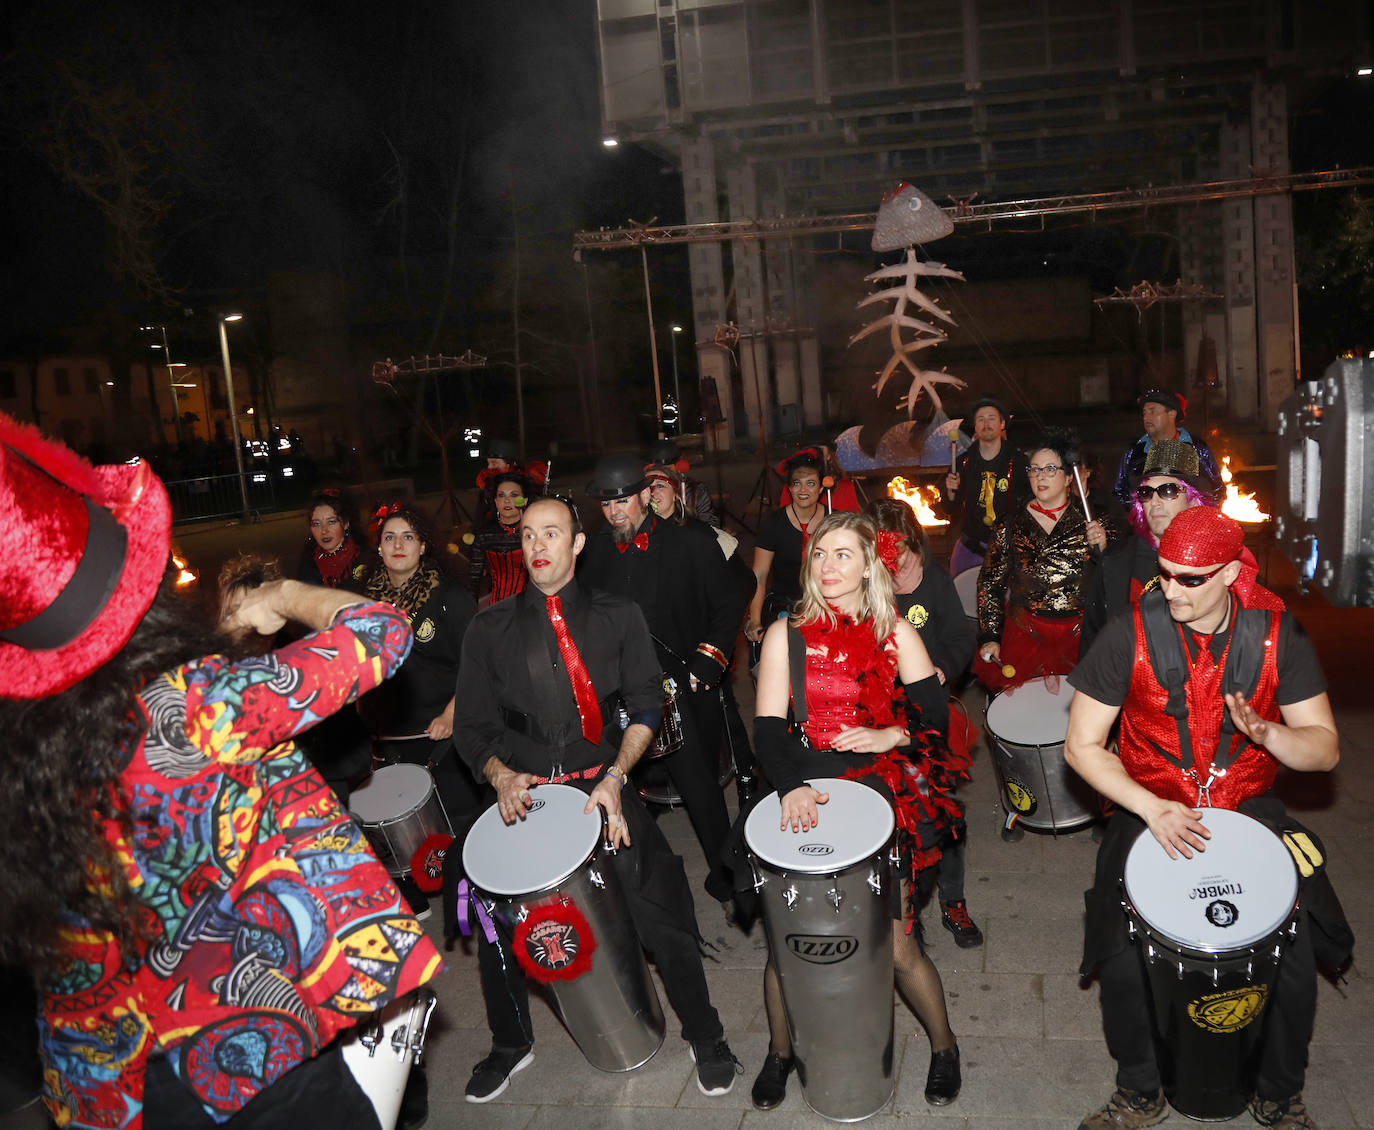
[1123,808,1298,952]
[348,763,433,823]
[952,568,979,619]
[463,783,602,896]
[985,677,1071,746]
[745,777,895,873]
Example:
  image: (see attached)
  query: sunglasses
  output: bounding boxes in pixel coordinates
[1136,482,1184,501]
[1157,561,1229,588]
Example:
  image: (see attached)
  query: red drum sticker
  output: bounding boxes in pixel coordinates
[410,833,452,894]
[513,899,597,984]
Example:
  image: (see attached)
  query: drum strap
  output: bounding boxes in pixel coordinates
[786,624,808,729]
[1139,590,1273,778]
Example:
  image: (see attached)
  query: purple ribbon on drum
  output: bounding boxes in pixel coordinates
[456,879,497,943]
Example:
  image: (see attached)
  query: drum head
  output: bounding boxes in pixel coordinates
[1123,808,1299,952]
[744,777,895,872]
[348,763,434,823]
[952,568,979,619]
[463,783,602,896]
[985,677,1071,746]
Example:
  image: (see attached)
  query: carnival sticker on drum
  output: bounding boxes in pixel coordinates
[1004,777,1036,814]
[1187,985,1269,1034]
[514,899,596,983]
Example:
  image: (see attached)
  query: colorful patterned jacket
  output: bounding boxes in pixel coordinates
[38,602,443,1129]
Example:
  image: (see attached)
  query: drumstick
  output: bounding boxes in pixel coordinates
[378,733,431,743]
[1072,465,1093,523]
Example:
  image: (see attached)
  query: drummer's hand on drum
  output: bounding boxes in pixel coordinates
[830,725,907,754]
[780,785,829,832]
[492,765,540,824]
[585,778,631,848]
[1144,797,1210,860]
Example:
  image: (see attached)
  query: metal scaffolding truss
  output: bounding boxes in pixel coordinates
[572,166,1374,252]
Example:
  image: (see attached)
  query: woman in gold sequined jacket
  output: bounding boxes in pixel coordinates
[973,428,1111,692]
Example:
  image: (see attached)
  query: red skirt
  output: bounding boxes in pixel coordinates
[975,609,1081,693]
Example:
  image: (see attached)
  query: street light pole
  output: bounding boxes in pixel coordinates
[152,325,183,445]
[217,315,251,517]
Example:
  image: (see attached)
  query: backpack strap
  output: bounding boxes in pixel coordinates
[1213,604,1273,773]
[1138,588,1193,773]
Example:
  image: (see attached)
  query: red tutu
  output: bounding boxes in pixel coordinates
[975,609,1081,693]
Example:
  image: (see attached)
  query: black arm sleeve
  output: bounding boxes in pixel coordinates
[754,715,808,797]
[903,675,949,736]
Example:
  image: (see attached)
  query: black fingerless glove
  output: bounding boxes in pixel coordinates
[903,674,948,736]
[753,715,807,797]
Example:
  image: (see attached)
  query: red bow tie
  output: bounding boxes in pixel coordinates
[616,531,651,554]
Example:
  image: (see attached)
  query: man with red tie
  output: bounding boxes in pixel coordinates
[452,495,740,1103]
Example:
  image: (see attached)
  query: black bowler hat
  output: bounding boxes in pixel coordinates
[486,437,520,463]
[586,454,650,501]
[1139,389,1187,420]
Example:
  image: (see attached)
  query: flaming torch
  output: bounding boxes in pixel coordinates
[887,475,949,527]
[1218,457,1270,524]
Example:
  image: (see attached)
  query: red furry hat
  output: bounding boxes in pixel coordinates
[0,414,171,699]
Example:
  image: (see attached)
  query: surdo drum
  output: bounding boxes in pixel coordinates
[461,783,666,1072]
[340,989,438,1130]
[1121,808,1300,1121]
[745,778,897,1122]
[984,676,1097,832]
[348,763,452,877]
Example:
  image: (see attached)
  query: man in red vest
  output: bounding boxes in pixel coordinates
[1064,507,1346,1130]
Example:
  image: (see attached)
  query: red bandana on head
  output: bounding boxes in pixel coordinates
[1158,506,1244,568]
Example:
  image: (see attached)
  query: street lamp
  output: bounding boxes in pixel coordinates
[217,314,250,517]
[670,324,684,429]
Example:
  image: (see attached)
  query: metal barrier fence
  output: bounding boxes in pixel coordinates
[165,472,276,523]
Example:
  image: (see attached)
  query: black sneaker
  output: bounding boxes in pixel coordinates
[464,1046,533,1103]
[690,1038,742,1096]
[750,1051,793,1110]
[924,1046,961,1106]
[940,901,984,948]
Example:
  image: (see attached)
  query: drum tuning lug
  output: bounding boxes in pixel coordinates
[1212,967,1220,986]
[1126,921,1136,940]
[390,1022,410,1060]
[588,868,605,889]
[749,860,766,892]
[411,991,438,1066]
[867,868,883,895]
[782,885,799,910]
[1288,921,1299,939]
[888,846,901,865]
[358,1019,383,1057]
[1176,961,1184,980]
[827,887,844,913]
[514,905,529,923]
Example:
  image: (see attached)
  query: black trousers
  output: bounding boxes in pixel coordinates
[476,787,724,1050]
[1086,811,1316,1101]
[658,685,734,902]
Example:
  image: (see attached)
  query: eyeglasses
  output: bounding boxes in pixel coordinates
[1136,482,1184,501]
[1157,562,1229,588]
[1027,465,1064,477]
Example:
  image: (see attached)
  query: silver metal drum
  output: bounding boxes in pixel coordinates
[985,676,1097,832]
[745,778,897,1123]
[952,567,979,623]
[340,989,438,1130]
[462,784,666,1072]
[348,763,452,877]
[1122,808,1300,1121]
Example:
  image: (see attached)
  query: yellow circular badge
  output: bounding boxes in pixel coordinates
[415,618,436,643]
[1187,986,1269,1033]
[1005,778,1036,814]
[906,604,929,629]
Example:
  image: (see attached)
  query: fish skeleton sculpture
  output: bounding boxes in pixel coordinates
[850,183,967,417]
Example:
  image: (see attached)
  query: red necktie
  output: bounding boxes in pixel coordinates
[546,594,602,745]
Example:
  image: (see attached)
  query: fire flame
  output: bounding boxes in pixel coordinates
[172,553,198,588]
[1218,457,1269,524]
[887,476,948,527]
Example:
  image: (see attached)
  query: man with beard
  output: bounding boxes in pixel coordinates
[1112,389,1221,510]
[578,454,742,904]
[936,398,1029,575]
[451,496,740,1103]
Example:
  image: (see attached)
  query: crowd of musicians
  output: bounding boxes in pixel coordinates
[0,386,1349,1130]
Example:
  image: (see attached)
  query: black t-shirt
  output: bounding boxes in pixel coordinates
[756,506,809,603]
[1069,601,1327,708]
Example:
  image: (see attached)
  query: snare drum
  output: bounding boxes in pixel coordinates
[745,778,897,1122]
[340,989,437,1130]
[462,784,666,1072]
[617,681,684,761]
[984,677,1097,832]
[348,764,452,878]
[1121,808,1300,1121]
[952,567,979,622]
